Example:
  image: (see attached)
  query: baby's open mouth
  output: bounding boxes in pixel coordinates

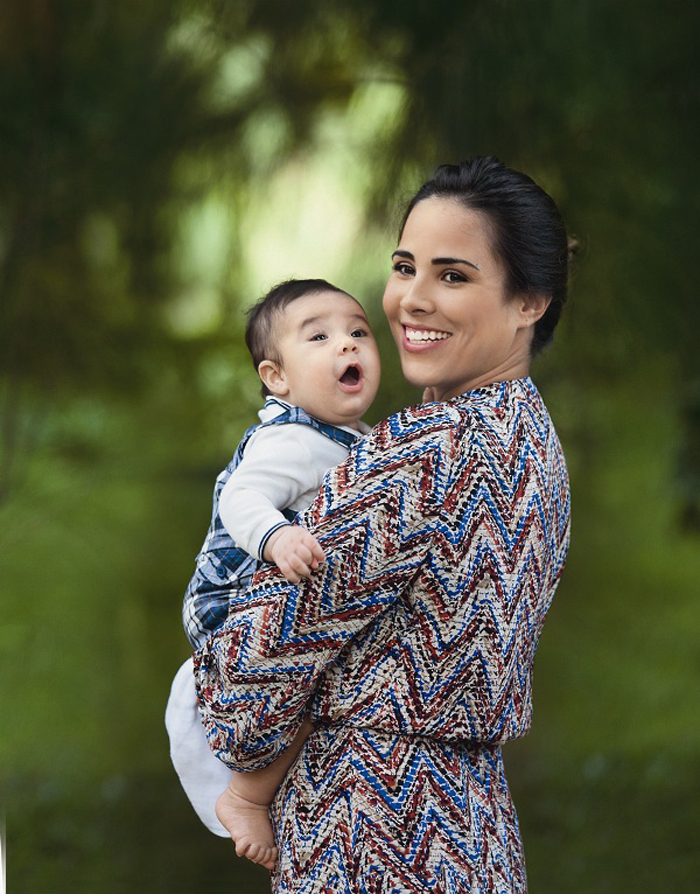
[339,365,361,386]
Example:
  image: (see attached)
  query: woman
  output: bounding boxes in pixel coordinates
[195,156,572,893]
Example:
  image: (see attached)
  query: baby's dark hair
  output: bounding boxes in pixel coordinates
[245,278,351,396]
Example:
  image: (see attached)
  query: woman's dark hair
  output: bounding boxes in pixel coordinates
[400,156,571,355]
[245,278,351,396]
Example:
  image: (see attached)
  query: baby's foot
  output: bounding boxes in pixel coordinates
[215,785,277,871]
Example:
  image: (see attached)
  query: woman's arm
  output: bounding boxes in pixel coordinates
[194,407,458,770]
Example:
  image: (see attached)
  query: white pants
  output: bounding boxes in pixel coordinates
[164,658,230,837]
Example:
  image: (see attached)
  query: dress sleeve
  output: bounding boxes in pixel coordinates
[193,409,456,770]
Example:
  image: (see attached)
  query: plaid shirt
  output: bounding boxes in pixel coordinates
[182,400,360,649]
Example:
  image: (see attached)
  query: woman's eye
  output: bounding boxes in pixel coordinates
[443,270,467,284]
[392,261,414,276]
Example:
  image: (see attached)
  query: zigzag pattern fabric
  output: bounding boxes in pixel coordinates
[195,378,570,893]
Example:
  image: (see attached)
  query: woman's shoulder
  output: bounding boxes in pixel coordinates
[361,401,463,452]
[321,402,460,508]
[341,403,463,487]
[356,379,555,464]
[362,379,540,444]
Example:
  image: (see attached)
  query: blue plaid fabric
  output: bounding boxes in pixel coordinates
[182,400,360,649]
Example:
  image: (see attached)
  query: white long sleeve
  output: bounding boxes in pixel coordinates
[218,411,360,560]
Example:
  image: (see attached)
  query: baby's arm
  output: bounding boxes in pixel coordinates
[220,422,348,578]
[262,525,325,584]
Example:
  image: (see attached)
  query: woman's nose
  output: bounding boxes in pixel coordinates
[399,278,433,315]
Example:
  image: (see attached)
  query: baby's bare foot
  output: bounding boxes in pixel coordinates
[215,785,277,871]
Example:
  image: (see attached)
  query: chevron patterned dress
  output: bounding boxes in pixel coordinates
[194,378,571,893]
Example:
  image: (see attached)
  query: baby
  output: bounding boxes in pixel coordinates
[166,278,381,869]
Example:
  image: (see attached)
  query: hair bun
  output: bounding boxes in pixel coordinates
[567,235,580,263]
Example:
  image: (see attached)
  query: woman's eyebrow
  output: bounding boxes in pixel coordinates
[432,256,480,271]
[391,249,480,271]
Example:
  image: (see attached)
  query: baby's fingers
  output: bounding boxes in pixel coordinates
[305,536,325,566]
[274,529,326,582]
[280,550,313,583]
[279,561,302,584]
[290,532,324,570]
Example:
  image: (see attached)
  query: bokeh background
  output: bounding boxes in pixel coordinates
[2,1,699,891]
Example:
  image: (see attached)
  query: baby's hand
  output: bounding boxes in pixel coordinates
[263,525,325,583]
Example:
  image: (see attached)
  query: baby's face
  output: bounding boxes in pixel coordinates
[265,291,380,429]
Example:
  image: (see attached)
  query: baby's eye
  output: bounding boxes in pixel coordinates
[351,328,368,338]
[309,333,327,342]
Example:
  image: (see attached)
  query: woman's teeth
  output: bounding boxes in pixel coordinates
[405,327,451,343]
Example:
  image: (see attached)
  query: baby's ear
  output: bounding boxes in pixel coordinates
[258,359,289,396]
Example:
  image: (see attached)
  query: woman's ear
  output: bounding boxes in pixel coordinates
[516,292,551,329]
[257,360,289,396]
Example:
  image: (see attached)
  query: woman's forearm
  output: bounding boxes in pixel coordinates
[194,409,455,769]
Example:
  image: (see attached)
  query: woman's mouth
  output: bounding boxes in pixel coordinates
[338,363,363,391]
[403,326,452,348]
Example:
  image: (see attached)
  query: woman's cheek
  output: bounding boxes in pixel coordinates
[381,282,399,321]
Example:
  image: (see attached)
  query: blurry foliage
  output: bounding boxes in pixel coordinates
[0,0,365,499]
[1,0,699,504]
[2,1,700,891]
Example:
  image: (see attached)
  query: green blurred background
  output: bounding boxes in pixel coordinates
[2,1,699,891]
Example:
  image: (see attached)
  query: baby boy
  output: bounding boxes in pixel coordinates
[166,278,381,869]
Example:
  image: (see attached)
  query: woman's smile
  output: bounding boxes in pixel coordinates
[403,325,452,346]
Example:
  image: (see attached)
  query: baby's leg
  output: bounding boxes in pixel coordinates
[215,771,277,870]
[216,718,313,870]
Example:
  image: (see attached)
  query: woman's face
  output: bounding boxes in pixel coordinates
[382,197,541,400]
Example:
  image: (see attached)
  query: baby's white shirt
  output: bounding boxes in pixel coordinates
[218,400,368,560]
